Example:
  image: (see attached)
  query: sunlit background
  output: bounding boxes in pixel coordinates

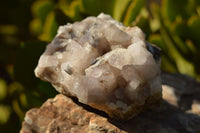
[0,0,200,132]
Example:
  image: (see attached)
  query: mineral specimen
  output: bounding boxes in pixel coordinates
[35,13,162,120]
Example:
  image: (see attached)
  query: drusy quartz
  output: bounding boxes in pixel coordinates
[35,13,162,120]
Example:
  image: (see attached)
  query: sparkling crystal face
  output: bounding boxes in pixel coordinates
[35,13,162,120]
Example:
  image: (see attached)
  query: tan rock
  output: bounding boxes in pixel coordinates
[162,85,178,106]
[191,100,200,115]
[20,94,124,133]
[20,93,200,133]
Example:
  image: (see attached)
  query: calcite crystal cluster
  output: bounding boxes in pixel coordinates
[35,13,162,120]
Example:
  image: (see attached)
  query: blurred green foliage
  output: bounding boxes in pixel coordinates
[0,0,200,132]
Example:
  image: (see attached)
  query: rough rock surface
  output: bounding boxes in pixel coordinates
[34,13,162,120]
[21,94,124,133]
[20,72,200,133]
[162,72,200,110]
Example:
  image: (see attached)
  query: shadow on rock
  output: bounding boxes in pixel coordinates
[111,100,200,133]
[161,71,200,112]
[20,72,200,133]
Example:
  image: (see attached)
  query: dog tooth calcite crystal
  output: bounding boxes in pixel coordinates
[35,13,162,120]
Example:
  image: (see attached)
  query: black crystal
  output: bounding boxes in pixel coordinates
[145,42,161,62]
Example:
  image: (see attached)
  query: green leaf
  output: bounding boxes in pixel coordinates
[12,99,24,121]
[188,15,200,48]
[161,54,178,73]
[31,0,55,24]
[30,0,55,36]
[149,3,161,32]
[113,0,131,21]
[123,0,145,26]
[0,79,7,100]
[19,93,28,109]
[161,0,196,21]
[197,6,200,16]
[160,25,195,76]
[148,34,166,50]
[58,0,84,21]
[174,22,188,39]
[14,41,46,89]
[81,0,115,16]
[8,82,24,96]
[29,18,43,36]
[69,1,85,21]
[148,34,178,73]
[54,8,73,25]
[0,105,10,124]
[39,11,58,42]
[134,8,151,37]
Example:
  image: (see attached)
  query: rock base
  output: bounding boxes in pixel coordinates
[21,72,200,133]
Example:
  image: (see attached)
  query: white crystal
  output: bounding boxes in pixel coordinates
[35,13,162,120]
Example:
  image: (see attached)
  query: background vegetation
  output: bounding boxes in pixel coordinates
[0,0,200,132]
